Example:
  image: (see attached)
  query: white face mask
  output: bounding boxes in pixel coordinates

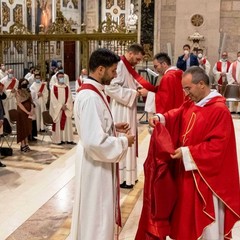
[59,78,65,83]
[184,50,189,55]
[198,53,203,59]
[8,74,13,79]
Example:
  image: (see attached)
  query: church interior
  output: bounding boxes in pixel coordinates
[0,0,240,239]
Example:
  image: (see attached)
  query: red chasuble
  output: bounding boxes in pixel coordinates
[135,123,177,240]
[164,96,240,240]
[155,69,184,113]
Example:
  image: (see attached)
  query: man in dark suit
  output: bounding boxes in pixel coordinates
[0,82,7,167]
[176,44,199,71]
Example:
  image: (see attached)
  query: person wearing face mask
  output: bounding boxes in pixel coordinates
[105,43,156,189]
[16,79,34,152]
[197,49,211,76]
[226,51,240,113]
[75,68,88,93]
[49,71,75,145]
[144,52,185,114]
[0,69,19,122]
[30,73,48,132]
[176,44,199,72]
[212,51,231,94]
[49,66,69,89]
[0,63,7,80]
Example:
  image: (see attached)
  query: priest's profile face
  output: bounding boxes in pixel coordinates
[128,52,143,66]
[101,64,118,85]
[182,73,206,103]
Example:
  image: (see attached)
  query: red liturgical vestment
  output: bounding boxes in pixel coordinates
[164,96,240,240]
[135,123,177,240]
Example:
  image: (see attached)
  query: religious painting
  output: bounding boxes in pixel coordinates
[35,0,52,33]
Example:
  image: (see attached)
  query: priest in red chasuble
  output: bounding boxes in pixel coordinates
[137,66,240,240]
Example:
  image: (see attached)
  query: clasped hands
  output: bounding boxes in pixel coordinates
[115,122,135,147]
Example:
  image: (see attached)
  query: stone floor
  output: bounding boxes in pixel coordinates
[0,113,240,240]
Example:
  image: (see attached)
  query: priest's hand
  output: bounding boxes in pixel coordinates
[61,104,67,111]
[148,115,160,128]
[125,133,135,147]
[138,87,148,97]
[115,122,130,133]
[170,148,182,159]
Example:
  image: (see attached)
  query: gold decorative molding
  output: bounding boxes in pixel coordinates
[8,22,32,34]
[2,3,10,27]
[45,11,75,34]
[95,16,126,33]
[13,4,23,24]
[9,0,14,4]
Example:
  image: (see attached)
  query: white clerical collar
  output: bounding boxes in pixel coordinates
[195,89,221,107]
[84,78,104,91]
[165,66,178,74]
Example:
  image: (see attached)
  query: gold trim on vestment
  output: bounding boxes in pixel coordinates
[182,112,196,145]
[190,154,240,239]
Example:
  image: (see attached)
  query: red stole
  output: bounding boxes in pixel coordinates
[52,85,69,131]
[38,83,45,94]
[120,55,156,92]
[6,78,16,90]
[216,61,231,84]
[79,83,122,228]
[77,78,82,88]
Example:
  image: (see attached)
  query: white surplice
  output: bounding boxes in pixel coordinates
[30,82,48,131]
[226,60,240,112]
[49,83,73,144]
[0,76,18,121]
[105,60,141,186]
[70,79,128,240]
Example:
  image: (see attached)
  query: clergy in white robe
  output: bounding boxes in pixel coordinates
[0,69,18,121]
[49,69,69,89]
[75,68,88,92]
[30,74,48,131]
[49,72,74,144]
[105,44,148,188]
[0,64,7,80]
[70,48,134,240]
[212,51,231,94]
[226,51,240,113]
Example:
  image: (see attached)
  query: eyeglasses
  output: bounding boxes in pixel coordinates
[154,61,164,68]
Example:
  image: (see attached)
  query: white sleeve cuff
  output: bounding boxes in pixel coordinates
[155,113,166,125]
[182,146,197,171]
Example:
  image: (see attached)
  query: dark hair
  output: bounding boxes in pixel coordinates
[18,78,29,89]
[154,52,171,65]
[183,66,209,86]
[127,43,145,55]
[183,44,191,49]
[56,71,64,77]
[34,73,41,78]
[88,48,120,72]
